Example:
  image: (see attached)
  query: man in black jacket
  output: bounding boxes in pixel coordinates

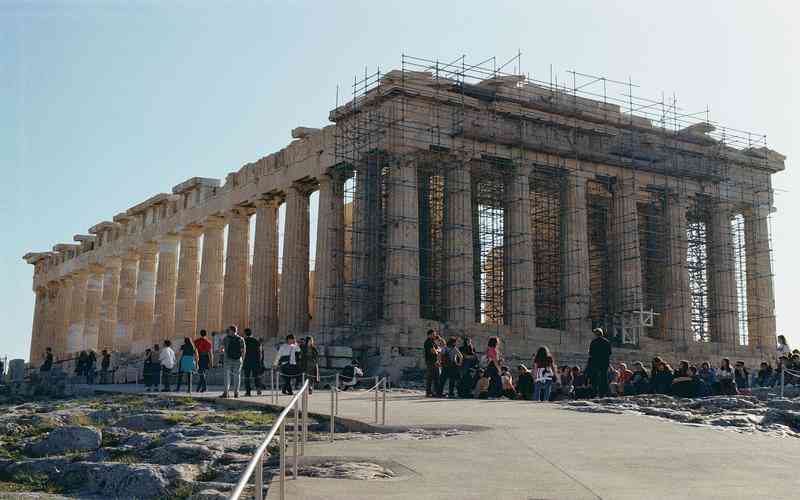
[588,328,612,398]
[242,328,263,397]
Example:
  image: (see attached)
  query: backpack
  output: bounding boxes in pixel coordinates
[225,335,244,359]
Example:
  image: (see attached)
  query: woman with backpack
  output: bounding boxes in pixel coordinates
[532,347,556,401]
[438,336,463,398]
[484,337,503,398]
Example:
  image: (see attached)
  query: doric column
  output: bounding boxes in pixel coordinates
[313,174,346,331]
[198,216,226,334]
[351,161,382,323]
[444,162,475,325]
[115,251,138,353]
[67,270,89,354]
[250,199,280,339]
[98,257,122,351]
[744,208,775,352]
[663,192,692,345]
[504,168,536,329]
[562,175,591,335]
[609,175,643,315]
[83,263,104,351]
[45,283,60,355]
[279,184,311,337]
[222,209,251,331]
[153,235,179,344]
[29,288,47,363]
[133,241,158,353]
[175,226,202,341]
[707,201,739,346]
[384,158,421,322]
[55,276,73,357]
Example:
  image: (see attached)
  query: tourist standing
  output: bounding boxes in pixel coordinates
[143,348,155,391]
[175,337,198,394]
[423,330,440,397]
[484,337,503,398]
[437,337,462,397]
[587,328,612,398]
[533,349,556,402]
[274,334,300,395]
[777,334,791,361]
[222,326,246,398]
[100,350,111,384]
[40,347,53,374]
[458,339,478,398]
[86,350,97,385]
[301,336,320,394]
[243,329,263,397]
[194,330,213,393]
[159,340,176,392]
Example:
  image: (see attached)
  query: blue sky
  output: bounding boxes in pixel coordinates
[2,1,797,361]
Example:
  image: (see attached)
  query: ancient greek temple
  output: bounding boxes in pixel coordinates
[24,55,784,372]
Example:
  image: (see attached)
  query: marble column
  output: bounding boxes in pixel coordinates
[83,263,105,351]
[250,199,280,339]
[197,216,226,333]
[444,162,475,325]
[562,175,591,335]
[153,235,180,344]
[98,257,122,351]
[67,271,89,354]
[663,192,692,345]
[222,209,251,331]
[133,241,158,353]
[279,184,311,337]
[610,175,643,315]
[744,208,775,353]
[115,252,138,353]
[29,288,47,363]
[56,276,73,357]
[384,159,421,322]
[504,168,536,329]
[707,201,739,346]
[175,226,202,341]
[45,283,60,355]
[351,161,382,323]
[313,174,346,331]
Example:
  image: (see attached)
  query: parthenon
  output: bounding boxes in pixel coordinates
[23,55,785,372]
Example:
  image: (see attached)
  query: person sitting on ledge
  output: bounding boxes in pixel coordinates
[756,362,774,387]
[650,357,674,395]
[475,369,490,399]
[500,366,516,399]
[716,358,737,395]
[517,364,534,400]
[671,360,697,398]
[624,362,650,395]
[340,359,363,391]
[572,367,594,399]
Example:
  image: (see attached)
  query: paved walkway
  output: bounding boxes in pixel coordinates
[97,384,800,499]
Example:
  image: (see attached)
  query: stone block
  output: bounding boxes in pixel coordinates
[324,346,353,358]
[327,357,352,369]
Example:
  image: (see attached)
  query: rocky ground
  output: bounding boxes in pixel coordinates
[0,393,464,499]
[559,393,800,438]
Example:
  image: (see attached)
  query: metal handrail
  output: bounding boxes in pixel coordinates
[229,379,310,500]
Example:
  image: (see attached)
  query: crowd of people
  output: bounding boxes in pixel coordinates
[422,329,800,401]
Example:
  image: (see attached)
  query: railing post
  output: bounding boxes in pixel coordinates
[293,402,299,479]
[382,378,387,425]
[270,368,275,404]
[301,388,308,456]
[280,420,286,500]
[330,381,335,443]
[255,450,264,500]
[374,376,379,423]
[781,367,785,398]
[334,373,339,415]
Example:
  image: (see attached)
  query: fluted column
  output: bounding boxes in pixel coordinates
[45,283,60,355]
[562,175,591,335]
[663,192,692,345]
[175,226,202,341]
[444,162,475,325]
[198,216,226,333]
[56,277,73,357]
[98,257,121,351]
[67,271,89,354]
[133,241,158,353]
[279,184,311,337]
[115,252,138,353]
[609,175,643,315]
[313,174,346,331]
[384,158,421,322]
[222,209,251,331]
[744,208,775,352]
[708,201,739,346]
[153,235,179,344]
[250,199,280,339]
[504,168,536,329]
[29,288,47,363]
[83,263,104,351]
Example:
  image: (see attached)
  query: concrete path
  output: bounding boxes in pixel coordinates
[97,384,800,499]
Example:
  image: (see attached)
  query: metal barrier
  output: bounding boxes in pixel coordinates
[229,379,310,500]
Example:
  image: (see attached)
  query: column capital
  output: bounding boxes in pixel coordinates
[157,232,181,244]
[290,180,317,197]
[228,207,253,220]
[253,197,281,209]
[202,215,227,229]
[103,256,123,270]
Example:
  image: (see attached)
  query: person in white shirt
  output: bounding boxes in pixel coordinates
[273,334,301,395]
[340,360,364,391]
[159,340,176,392]
[777,335,792,360]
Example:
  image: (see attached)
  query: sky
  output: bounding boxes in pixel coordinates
[2,0,797,362]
